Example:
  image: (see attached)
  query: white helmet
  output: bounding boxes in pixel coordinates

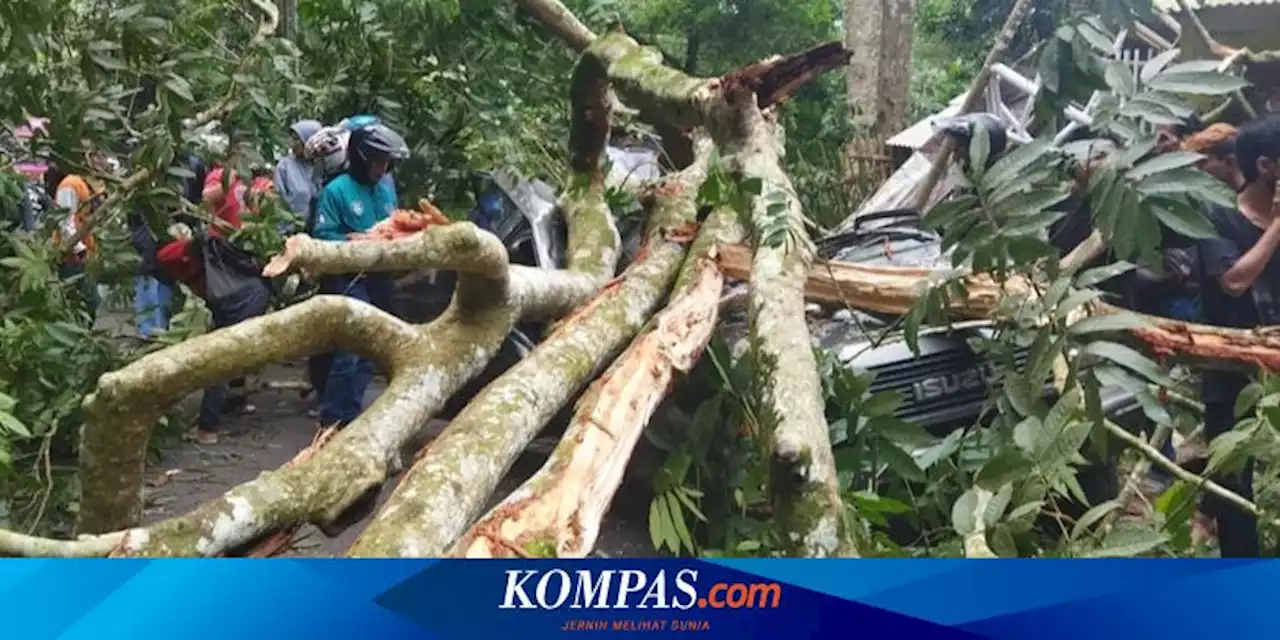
[305,124,349,177]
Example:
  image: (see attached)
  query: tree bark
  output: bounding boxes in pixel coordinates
[79,196,612,551]
[842,0,915,198]
[449,200,745,560]
[351,18,851,557]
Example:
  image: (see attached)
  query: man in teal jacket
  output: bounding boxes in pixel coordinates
[313,122,409,427]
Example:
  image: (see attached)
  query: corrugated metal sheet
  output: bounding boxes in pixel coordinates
[1154,0,1280,11]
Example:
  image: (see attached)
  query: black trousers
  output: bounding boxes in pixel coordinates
[1203,373,1260,557]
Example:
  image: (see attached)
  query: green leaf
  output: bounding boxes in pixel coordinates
[1126,151,1203,181]
[1104,60,1135,97]
[1075,19,1115,52]
[922,195,978,230]
[1118,98,1182,125]
[1007,500,1046,524]
[1236,382,1263,418]
[674,487,707,523]
[164,74,194,102]
[1146,71,1250,95]
[878,442,926,482]
[984,484,1014,528]
[1136,91,1196,118]
[1208,429,1252,472]
[969,125,991,176]
[648,498,665,552]
[863,390,903,417]
[1082,341,1173,386]
[975,451,1034,490]
[914,429,963,470]
[995,189,1071,225]
[1083,524,1167,557]
[951,488,980,536]
[0,412,31,438]
[1057,289,1105,318]
[1068,312,1148,335]
[1140,170,1235,208]
[1076,261,1136,287]
[89,52,128,71]
[1108,137,1158,170]
[1160,60,1228,75]
[1140,48,1181,85]
[665,493,695,555]
[1148,198,1218,240]
[1071,500,1121,540]
[985,139,1053,186]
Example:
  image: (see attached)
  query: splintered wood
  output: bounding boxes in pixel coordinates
[715,242,1031,318]
[717,242,1280,373]
[349,200,451,242]
[455,256,725,558]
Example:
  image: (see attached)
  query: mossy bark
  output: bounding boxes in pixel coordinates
[77,219,610,551]
[449,207,743,558]
[346,173,700,557]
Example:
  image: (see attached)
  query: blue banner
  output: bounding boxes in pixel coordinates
[0,558,1267,638]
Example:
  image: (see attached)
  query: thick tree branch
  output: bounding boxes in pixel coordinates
[449,195,744,559]
[348,160,706,557]
[514,0,597,54]
[77,296,422,535]
[725,246,1280,374]
[343,31,632,557]
[0,530,126,558]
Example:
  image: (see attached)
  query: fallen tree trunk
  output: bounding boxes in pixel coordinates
[449,208,743,559]
[722,245,1280,373]
[14,0,851,558]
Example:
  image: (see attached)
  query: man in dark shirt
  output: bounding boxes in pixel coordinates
[1195,114,1280,557]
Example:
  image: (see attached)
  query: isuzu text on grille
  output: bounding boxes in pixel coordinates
[499,569,782,610]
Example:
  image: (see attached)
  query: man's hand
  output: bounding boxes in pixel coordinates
[1221,215,1280,296]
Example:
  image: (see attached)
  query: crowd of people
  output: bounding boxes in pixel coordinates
[20,115,410,445]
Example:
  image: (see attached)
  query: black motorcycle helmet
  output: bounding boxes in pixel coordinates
[347,123,409,185]
[933,112,1008,167]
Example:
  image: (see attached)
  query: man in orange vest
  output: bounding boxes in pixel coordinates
[51,145,111,315]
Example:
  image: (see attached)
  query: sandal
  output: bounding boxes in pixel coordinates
[184,427,218,445]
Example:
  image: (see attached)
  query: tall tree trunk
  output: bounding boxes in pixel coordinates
[843,0,916,202]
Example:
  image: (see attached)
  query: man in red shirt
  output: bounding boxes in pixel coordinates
[202,164,247,236]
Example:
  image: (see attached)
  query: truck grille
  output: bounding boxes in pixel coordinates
[864,347,1030,428]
